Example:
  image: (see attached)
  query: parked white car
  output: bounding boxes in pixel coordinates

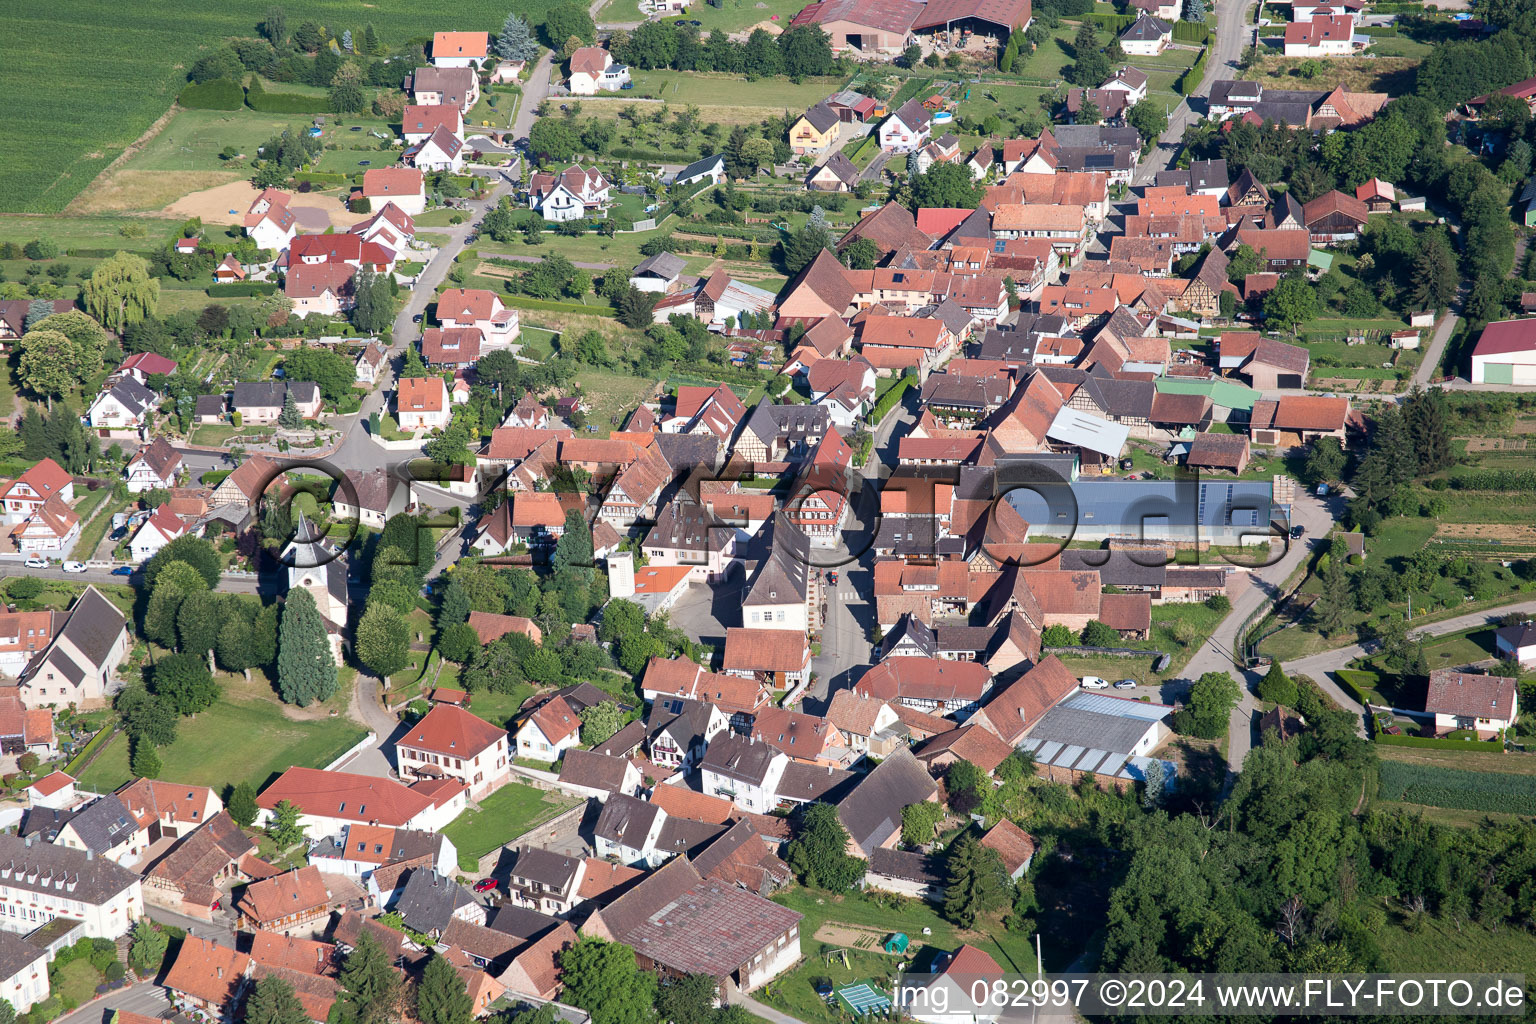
[1079,676,1109,690]
[24,556,48,569]
[62,561,88,574]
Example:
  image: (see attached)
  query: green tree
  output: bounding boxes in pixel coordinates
[33,311,109,383]
[329,61,367,113]
[339,932,401,1024]
[129,921,169,973]
[558,938,657,1024]
[153,652,221,716]
[268,798,307,848]
[228,780,260,828]
[176,590,226,657]
[579,700,626,745]
[781,223,831,275]
[437,622,481,664]
[1403,385,1451,475]
[16,330,77,409]
[943,833,1011,927]
[1173,671,1241,739]
[1256,662,1297,707]
[246,976,311,1024]
[497,13,540,60]
[901,800,944,847]
[543,2,596,46]
[1410,234,1458,310]
[260,6,287,44]
[356,603,411,680]
[787,803,865,890]
[417,953,473,1024]
[1040,623,1074,647]
[116,684,178,747]
[277,588,337,706]
[1262,275,1317,332]
[946,760,987,814]
[1303,436,1346,485]
[352,269,394,335]
[216,611,257,675]
[83,252,159,334]
[1080,620,1119,646]
[131,741,163,779]
[910,162,985,210]
[1312,558,1351,636]
[842,237,879,270]
[654,975,718,1024]
[278,389,303,429]
[143,535,222,590]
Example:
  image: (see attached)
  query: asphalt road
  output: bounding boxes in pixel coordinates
[53,983,171,1024]
[1281,597,1536,719]
[1173,488,1342,775]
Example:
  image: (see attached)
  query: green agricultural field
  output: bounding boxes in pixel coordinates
[623,70,845,111]
[677,0,807,35]
[77,691,367,794]
[1,0,557,214]
[1378,760,1536,816]
[130,108,395,177]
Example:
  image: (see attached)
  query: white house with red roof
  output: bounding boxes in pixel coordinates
[350,203,417,252]
[393,704,510,797]
[406,126,466,173]
[286,263,358,318]
[129,506,194,563]
[117,352,178,385]
[436,288,520,347]
[288,234,396,274]
[529,167,611,222]
[402,104,464,144]
[514,696,583,761]
[1424,669,1518,737]
[243,188,298,252]
[125,438,182,493]
[432,31,489,68]
[903,945,1006,1024]
[1282,13,1356,56]
[256,766,467,835]
[28,771,78,810]
[12,495,80,555]
[358,168,426,217]
[3,458,74,524]
[567,46,631,94]
[396,377,451,432]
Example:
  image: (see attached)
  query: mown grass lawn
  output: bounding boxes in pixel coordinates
[78,692,367,794]
[460,684,536,730]
[442,782,579,871]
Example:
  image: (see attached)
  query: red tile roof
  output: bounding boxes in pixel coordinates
[401,704,506,758]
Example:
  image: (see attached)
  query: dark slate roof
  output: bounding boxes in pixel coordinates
[485,904,564,942]
[61,794,138,854]
[776,761,856,803]
[509,846,582,889]
[653,433,721,473]
[676,153,725,181]
[868,847,945,885]
[595,719,647,757]
[835,747,938,855]
[874,518,966,559]
[743,512,812,607]
[558,749,634,793]
[647,697,716,752]
[654,816,729,859]
[593,793,664,848]
[1058,547,1168,588]
[700,733,781,787]
[18,806,82,843]
[194,395,225,418]
[0,932,43,980]
[104,378,157,418]
[879,613,937,658]
[393,869,477,934]
[232,382,286,410]
[0,832,142,906]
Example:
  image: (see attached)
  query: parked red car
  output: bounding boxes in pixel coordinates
[473,878,498,894]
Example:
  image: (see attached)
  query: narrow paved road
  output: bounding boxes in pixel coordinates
[54,983,170,1024]
[1413,304,1461,387]
[1132,0,1256,185]
[1281,597,1536,719]
[1176,489,1339,774]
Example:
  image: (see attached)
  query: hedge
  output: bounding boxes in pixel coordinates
[611,146,706,163]
[207,281,279,296]
[294,171,349,186]
[1332,668,1378,706]
[248,90,334,113]
[1172,19,1212,43]
[179,78,245,110]
[1084,12,1136,31]
[870,377,914,423]
[1177,49,1208,95]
